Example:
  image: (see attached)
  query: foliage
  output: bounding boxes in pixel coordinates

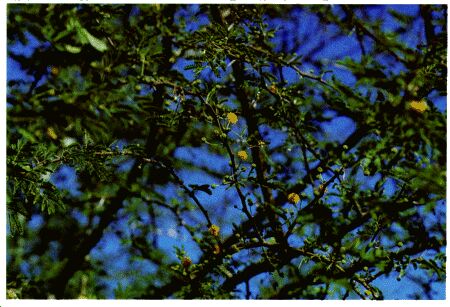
[6,4,446,299]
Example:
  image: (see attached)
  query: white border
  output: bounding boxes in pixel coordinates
[2,0,449,306]
[3,0,450,4]
[1,0,6,304]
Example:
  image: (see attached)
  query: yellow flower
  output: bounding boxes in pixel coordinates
[182,256,192,268]
[269,84,277,93]
[213,244,221,255]
[46,127,58,140]
[50,66,59,76]
[287,192,300,204]
[227,112,238,124]
[209,224,220,237]
[409,99,428,113]
[237,150,248,161]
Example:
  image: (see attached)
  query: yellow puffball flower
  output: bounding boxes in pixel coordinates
[50,66,59,76]
[269,84,277,93]
[409,99,428,113]
[287,192,300,204]
[237,150,248,161]
[227,112,238,124]
[46,127,58,140]
[213,244,221,255]
[209,224,220,237]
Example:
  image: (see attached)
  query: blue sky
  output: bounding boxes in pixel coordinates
[7,4,446,299]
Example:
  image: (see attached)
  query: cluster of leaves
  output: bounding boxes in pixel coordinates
[7,4,446,299]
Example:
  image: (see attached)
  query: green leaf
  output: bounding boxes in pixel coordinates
[79,28,108,52]
[64,44,82,53]
[17,128,36,142]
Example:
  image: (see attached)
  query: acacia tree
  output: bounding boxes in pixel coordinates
[7,4,446,299]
